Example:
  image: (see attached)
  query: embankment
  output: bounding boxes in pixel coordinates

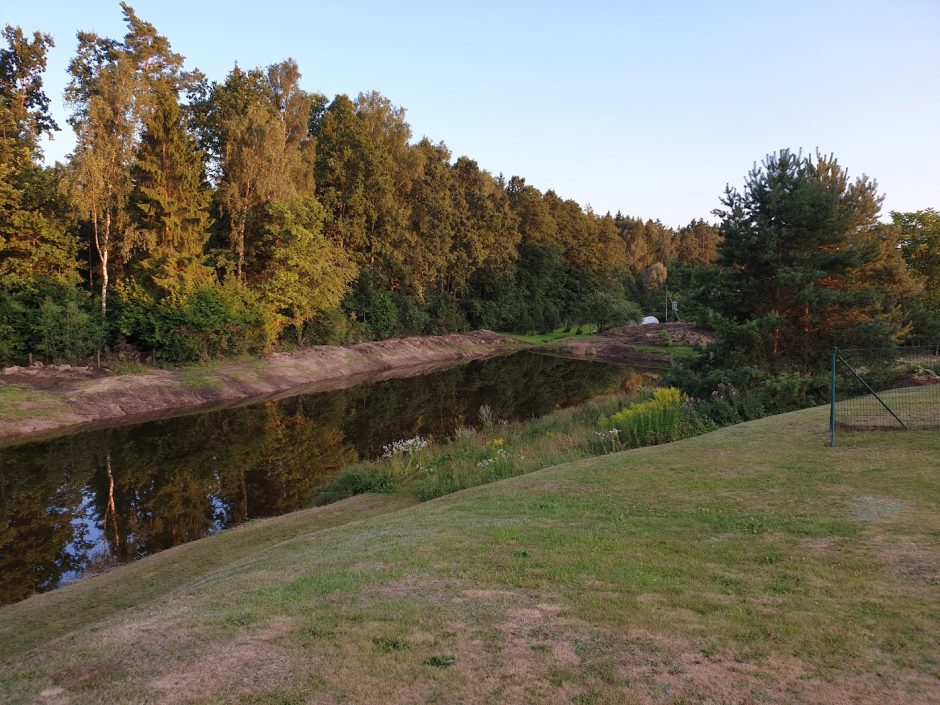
[550,322,713,365]
[0,331,520,444]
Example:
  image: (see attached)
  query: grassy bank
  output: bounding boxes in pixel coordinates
[1,395,938,704]
[502,324,600,345]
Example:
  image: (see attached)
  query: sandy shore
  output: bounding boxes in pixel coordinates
[0,331,521,445]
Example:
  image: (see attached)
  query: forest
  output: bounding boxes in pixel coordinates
[1,4,937,379]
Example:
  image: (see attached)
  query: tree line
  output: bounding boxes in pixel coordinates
[0,4,719,366]
[2,4,936,376]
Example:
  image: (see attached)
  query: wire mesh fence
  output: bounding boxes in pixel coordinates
[830,345,940,445]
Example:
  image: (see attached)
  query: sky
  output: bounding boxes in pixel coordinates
[6,0,939,227]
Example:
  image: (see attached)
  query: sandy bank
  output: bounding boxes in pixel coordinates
[0,331,520,445]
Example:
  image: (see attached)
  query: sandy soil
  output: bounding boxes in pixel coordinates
[553,322,714,365]
[0,331,520,445]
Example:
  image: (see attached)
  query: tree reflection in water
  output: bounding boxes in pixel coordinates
[0,351,652,603]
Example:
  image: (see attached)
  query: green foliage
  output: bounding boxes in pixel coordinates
[117,280,271,362]
[314,467,395,506]
[32,295,103,363]
[2,6,933,371]
[130,85,213,295]
[254,198,357,342]
[0,280,101,365]
[714,149,918,371]
[344,273,400,339]
[894,209,940,343]
[599,387,697,447]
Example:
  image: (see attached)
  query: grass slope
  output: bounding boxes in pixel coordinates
[501,324,599,345]
[1,404,938,704]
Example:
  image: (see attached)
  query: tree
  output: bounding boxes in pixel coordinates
[65,4,186,316]
[406,139,458,298]
[254,197,357,342]
[894,209,940,342]
[449,158,519,293]
[0,26,79,289]
[199,65,308,278]
[715,149,915,369]
[130,85,212,295]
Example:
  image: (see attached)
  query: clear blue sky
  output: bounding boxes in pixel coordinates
[7,0,939,226]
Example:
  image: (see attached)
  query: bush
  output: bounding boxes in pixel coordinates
[393,292,430,335]
[117,280,271,363]
[305,307,366,346]
[600,387,699,447]
[693,384,766,426]
[757,372,829,413]
[0,280,102,366]
[315,466,395,505]
[424,291,467,335]
[33,296,103,363]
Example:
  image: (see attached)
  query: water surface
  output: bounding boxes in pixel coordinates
[0,351,650,604]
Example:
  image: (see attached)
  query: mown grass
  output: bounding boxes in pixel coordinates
[1,397,938,704]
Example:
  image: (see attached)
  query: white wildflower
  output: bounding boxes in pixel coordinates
[382,436,428,458]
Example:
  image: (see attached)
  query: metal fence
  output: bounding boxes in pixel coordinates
[830,345,940,446]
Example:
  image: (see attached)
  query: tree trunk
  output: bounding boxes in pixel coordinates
[105,450,120,550]
[100,210,110,318]
[236,215,246,279]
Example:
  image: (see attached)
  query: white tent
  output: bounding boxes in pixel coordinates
[641,316,659,325]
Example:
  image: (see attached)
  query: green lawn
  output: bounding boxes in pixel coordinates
[501,324,599,345]
[1,403,938,704]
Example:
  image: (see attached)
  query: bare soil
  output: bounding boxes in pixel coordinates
[0,331,519,445]
[554,322,714,365]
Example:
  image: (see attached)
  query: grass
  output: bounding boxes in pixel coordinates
[179,366,224,391]
[1,398,938,703]
[502,324,599,345]
[316,388,673,503]
[0,385,67,421]
[106,361,151,375]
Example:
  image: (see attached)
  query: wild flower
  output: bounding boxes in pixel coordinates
[476,448,508,468]
[598,387,688,448]
[478,404,495,430]
[490,438,505,448]
[382,436,428,458]
[712,382,738,400]
[382,436,429,480]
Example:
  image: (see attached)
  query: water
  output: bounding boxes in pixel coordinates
[0,351,651,604]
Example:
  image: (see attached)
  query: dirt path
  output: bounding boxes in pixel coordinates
[0,331,521,445]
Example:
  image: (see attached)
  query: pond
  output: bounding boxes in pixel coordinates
[0,351,653,604]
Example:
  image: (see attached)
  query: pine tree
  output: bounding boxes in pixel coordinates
[715,149,915,369]
[131,86,212,294]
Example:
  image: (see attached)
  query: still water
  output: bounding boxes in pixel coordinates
[0,351,650,604]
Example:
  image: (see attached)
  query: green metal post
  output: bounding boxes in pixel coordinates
[830,347,837,447]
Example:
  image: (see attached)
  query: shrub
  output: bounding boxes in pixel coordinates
[306,307,365,346]
[117,280,271,363]
[33,296,103,363]
[314,466,395,505]
[757,371,828,413]
[600,387,697,447]
[0,280,102,365]
[694,385,765,426]
[424,291,467,335]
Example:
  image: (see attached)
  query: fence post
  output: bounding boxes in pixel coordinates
[830,347,837,447]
